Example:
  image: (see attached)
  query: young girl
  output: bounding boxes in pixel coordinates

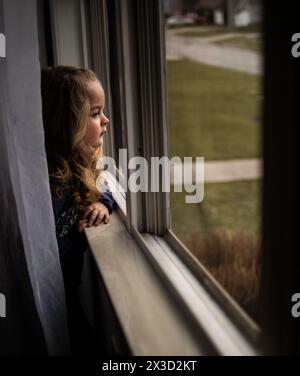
[41,66,115,355]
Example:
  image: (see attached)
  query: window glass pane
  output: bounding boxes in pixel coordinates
[164,0,263,321]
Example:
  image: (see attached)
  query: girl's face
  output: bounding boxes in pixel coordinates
[84,80,109,148]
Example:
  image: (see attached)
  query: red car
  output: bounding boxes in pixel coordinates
[184,13,209,25]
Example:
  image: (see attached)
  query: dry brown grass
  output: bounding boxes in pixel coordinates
[184,230,261,318]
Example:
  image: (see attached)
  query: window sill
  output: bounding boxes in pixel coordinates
[85,211,259,356]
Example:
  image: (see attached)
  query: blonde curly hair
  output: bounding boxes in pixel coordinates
[41,65,103,208]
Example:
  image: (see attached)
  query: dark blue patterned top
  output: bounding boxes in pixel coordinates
[50,179,116,288]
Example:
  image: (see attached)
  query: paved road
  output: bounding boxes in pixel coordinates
[166,33,262,75]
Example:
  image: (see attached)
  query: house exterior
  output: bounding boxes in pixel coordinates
[163,0,262,26]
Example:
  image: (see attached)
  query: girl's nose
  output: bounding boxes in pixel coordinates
[102,114,109,126]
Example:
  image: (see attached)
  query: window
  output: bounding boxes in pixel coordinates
[113,0,260,352]
[163,0,263,323]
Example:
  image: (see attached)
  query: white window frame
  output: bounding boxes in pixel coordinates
[101,0,260,354]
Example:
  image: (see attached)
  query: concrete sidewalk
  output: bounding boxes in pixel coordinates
[171,158,262,186]
[166,34,262,75]
[204,158,262,183]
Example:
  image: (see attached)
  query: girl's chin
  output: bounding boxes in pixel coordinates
[84,136,103,148]
[89,140,103,148]
[93,136,103,148]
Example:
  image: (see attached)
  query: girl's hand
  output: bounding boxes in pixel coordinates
[81,202,110,227]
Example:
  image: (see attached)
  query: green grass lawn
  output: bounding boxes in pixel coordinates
[167,59,262,317]
[213,36,262,53]
[176,26,229,38]
[175,23,262,38]
[175,26,229,38]
[170,180,261,240]
[167,59,262,160]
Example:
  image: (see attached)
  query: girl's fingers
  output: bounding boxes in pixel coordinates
[93,211,109,226]
[82,204,110,227]
[82,206,94,219]
[94,210,105,226]
[98,211,106,224]
[88,209,98,226]
[102,212,109,224]
[95,214,103,226]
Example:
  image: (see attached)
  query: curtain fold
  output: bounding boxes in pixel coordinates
[0,0,70,355]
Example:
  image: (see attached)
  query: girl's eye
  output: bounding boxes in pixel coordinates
[91,112,100,118]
